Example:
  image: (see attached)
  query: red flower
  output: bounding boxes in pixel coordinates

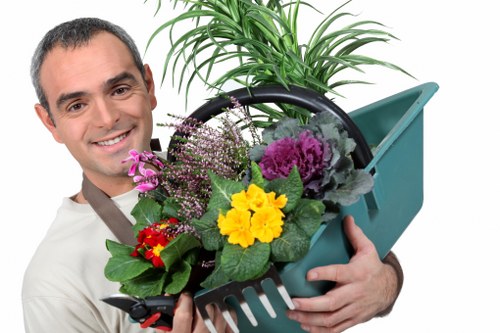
[130,219,180,268]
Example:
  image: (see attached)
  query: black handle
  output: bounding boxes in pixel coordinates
[169,85,373,169]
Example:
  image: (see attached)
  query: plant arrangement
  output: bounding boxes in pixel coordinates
[105,102,373,297]
[145,0,411,125]
[104,0,410,299]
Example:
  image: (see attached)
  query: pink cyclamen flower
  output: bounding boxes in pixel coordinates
[132,162,161,192]
[122,150,142,176]
[122,150,165,177]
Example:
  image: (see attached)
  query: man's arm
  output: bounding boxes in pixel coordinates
[286,215,404,333]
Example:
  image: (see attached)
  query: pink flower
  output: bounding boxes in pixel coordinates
[132,162,161,192]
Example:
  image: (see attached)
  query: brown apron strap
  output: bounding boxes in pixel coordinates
[81,174,136,246]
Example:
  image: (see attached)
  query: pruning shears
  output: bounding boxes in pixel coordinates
[101,294,176,330]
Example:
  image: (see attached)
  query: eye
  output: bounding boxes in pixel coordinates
[112,86,130,96]
[67,102,85,112]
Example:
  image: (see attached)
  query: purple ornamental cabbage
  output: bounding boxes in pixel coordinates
[259,131,329,190]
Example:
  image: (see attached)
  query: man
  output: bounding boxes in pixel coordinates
[22,17,403,333]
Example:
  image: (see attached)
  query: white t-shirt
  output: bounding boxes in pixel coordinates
[22,190,155,333]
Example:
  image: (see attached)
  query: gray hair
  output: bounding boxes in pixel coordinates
[31,17,145,118]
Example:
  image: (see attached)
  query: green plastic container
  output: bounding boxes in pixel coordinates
[183,82,439,332]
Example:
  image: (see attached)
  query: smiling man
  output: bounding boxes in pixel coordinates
[22,18,232,333]
[34,31,156,199]
[23,17,403,333]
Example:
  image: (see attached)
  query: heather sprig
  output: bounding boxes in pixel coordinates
[159,112,250,221]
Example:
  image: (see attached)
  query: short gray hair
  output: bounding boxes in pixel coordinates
[31,17,145,117]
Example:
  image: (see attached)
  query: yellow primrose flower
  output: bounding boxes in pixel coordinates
[231,189,251,211]
[218,208,255,248]
[250,206,284,243]
[266,192,287,212]
[231,184,270,212]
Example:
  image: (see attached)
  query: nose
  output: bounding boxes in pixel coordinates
[92,99,120,129]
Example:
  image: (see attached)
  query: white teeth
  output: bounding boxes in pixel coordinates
[96,133,127,146]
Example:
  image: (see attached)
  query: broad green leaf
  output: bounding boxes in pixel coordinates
[120,269,166,299]
[192,210,225,251]
[324,170,374,206]
[266,166,303,213]
[200,252,229,289]
[160,234,201,270]
[207,171,245,211]
[162,197,182,219]
[221,242,270,281]
[105,239,134,256]
[271,223,310,262]
[165,260,192,295]
[131,198,162,234]
[250,161,266,188]
[287,199,325,237]
[104,255,152,281]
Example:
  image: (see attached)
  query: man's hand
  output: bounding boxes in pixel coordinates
[155,292,234,333]
[286,215,399,333]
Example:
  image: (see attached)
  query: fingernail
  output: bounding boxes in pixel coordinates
[307,271,318,280]
[301,325,311,332]
[287,311,297,321]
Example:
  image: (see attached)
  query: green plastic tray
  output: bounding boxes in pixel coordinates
[222,82,439,332]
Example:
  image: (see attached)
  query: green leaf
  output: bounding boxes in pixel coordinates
[120,269,166,299]
[250,161,266,188]
[221,242,270,282]
[192,210,225,251]
[160,234,201,271]
[165,260,192,295]
[266,166,303,213]
[106,239,134,256]
[200,252,230,289]
[162,197,182,219]
[131,198,162,234]
[207,171,245,211]
[324,170,374,206]
[104,255,152,282]
[271,223,310,262]
[287,199,325,237]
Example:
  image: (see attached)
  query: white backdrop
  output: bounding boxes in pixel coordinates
[1,1,498,332]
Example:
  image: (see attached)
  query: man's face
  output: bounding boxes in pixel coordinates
[36,32,157,186]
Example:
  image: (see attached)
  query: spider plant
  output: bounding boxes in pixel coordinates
[145,0,412,126]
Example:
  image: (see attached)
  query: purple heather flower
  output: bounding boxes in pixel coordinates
[259,131,327,188]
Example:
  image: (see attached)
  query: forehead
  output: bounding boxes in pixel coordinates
[39,32,138,105]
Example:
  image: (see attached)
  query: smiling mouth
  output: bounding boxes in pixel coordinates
[95,132,129,146]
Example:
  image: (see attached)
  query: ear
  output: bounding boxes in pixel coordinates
[143,64,157,110]
[35,104,63,144]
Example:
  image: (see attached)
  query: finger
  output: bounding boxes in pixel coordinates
[212,305,229,333]
[342,215,375,255]
[291,286,352,313]
[171,293,193,332]
[287,303,354,330]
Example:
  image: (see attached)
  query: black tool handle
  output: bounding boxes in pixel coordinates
[168,85,373,169]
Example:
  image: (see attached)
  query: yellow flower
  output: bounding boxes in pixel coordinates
[266,192,287,214]
[245,184,269,211]
[218,208,255,248]
[250,207,284,243]
[231,189,251,211]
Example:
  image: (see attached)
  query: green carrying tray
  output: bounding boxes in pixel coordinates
[175,82,439,332]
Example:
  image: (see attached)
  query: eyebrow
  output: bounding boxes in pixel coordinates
[55,71,140,110]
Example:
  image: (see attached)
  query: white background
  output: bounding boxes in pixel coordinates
[1,0,499,332]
